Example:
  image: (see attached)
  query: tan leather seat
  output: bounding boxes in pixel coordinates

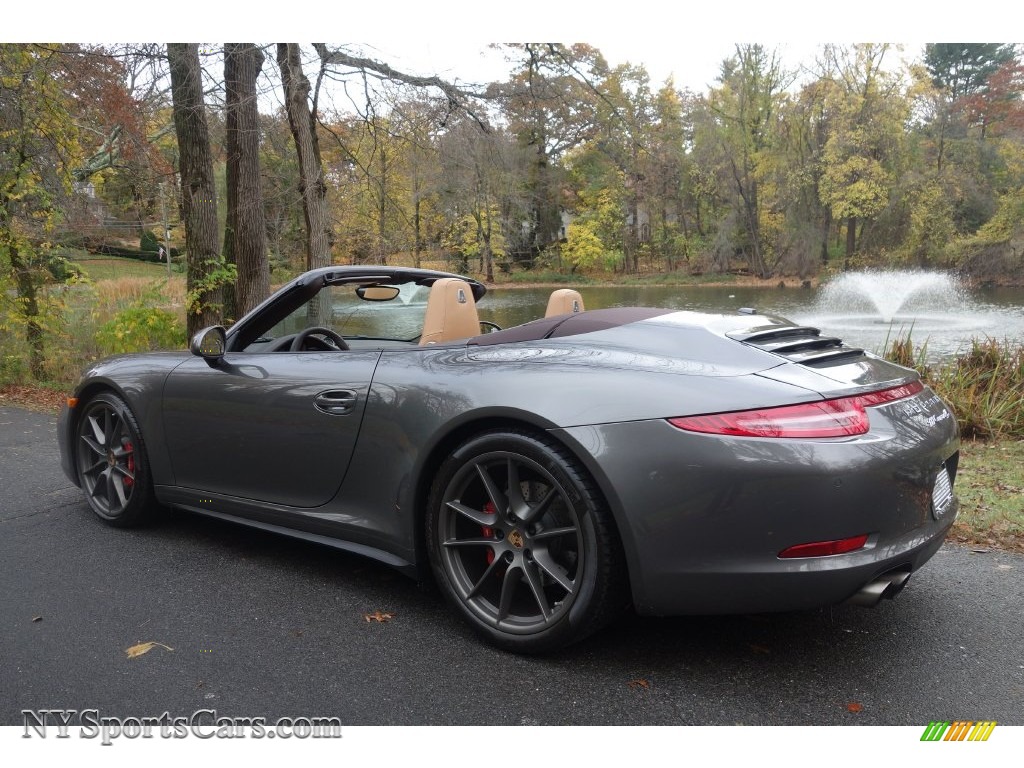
[544,288,585,317]
[419,278,481,345]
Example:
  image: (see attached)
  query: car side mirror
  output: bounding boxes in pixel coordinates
[190,326,227,365]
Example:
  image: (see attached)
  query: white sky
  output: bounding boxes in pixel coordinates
[8,1,1008,94]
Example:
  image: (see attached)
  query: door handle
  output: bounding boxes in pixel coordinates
[313,390,357,415]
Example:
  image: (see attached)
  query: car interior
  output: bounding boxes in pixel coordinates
[233,275,589,353]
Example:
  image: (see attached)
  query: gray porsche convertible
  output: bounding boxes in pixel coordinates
[58,266,959,652]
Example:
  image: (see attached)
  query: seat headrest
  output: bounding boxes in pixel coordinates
[419,278,481,345]
[544,288,585,318]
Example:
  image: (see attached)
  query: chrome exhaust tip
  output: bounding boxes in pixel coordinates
[848,569,911,608]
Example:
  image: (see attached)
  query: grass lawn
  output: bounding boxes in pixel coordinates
[953,439,1024,552]
[75,256,180,282]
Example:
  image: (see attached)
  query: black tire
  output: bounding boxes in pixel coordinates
[426,429,627,653]
[74,392,157,527]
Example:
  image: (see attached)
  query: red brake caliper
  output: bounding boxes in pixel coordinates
[123,441,135,487]
[482,501,496,564]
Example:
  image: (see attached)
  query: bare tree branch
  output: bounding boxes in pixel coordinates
[311,44,491,131]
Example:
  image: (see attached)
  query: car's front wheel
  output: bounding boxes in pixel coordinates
[426,430,627,653]
[75,392,157,527]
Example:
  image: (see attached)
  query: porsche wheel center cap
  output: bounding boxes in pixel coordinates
[508,529,525,549]
[108,452,117,467]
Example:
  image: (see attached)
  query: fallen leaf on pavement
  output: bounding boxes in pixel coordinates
[125,641,174,659]
[627,679,650,689]
[846,702,864,713]
[364,611,394,623]
[748,643,771,654]
[31,616,42,623]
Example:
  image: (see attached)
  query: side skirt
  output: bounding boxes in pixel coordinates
[161,494,418,577]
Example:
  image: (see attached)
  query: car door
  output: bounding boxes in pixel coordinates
[161,349,381,507]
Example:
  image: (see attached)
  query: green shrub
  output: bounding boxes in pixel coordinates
[140,229,161,254]
[96,306,185,355]
[885,334,1024,440]
[0,352,28,385]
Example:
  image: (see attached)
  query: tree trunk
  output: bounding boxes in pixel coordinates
[7,241,44,379]
[168,43,223,339]
[661,205,672,271]
[377,147,388,265]
[413,189,422,269]
[481,205,494,283]
[225,43,270,320]
[276,43,332,272]
[820,209,832,265]
[845,215,857,266]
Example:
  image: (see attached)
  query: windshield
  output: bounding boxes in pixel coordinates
[244,281,432,350]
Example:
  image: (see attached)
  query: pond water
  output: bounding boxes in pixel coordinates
[479,274,1024,361]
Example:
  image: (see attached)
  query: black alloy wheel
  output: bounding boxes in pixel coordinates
[75,392,156,527]
[427,430,626,653]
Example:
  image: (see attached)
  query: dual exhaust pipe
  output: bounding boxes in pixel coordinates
[848,569,911,607]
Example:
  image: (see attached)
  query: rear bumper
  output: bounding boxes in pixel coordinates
[624,506,954,615]
[556,390,960,616]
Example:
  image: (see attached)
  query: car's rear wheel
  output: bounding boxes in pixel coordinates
[75,392,156,527]
[426,430,626,653]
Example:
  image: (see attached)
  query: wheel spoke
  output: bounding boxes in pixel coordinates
[86,414,105,447]
[90,468,110,500]
[466,556,504,599]
[105,468,117,507]
[82,457,106,476]
[112,463,135,483]
[532,525,577,541]
[517,485,558,524]
[497,565,520,620]
[103,408,114,445]
[80,433,104,458]
[111,472,128,508]
[506,458,527,513]
[532,548,575,593]
[442,536,494,548]
[446,500,495,527]
[522,560,551,618]
[474,463,507,514]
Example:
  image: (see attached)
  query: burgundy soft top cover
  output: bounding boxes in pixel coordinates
[466,307,673,347]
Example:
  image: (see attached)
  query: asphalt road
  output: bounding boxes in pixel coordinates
[2,404,1022,726]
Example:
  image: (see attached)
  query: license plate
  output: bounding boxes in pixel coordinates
[931,466,954,520]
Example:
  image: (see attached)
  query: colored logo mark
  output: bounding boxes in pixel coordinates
[920,721,997,742]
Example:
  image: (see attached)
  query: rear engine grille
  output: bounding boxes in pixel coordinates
[728,325,865,367]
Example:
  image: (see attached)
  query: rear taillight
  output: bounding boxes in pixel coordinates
[668,380,923,439]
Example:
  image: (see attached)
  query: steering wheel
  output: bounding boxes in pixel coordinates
[289,326,350,352]
[479,320,502,333]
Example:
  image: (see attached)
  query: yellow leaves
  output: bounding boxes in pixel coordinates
[125,641,174,659]
[363,611,394,623]
[563,221,608,270]
[627,679,650,690]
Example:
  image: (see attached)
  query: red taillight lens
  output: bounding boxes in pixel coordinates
[778,534,869,559]
[668,380,924,439]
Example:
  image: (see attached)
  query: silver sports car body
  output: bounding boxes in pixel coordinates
[58,266,960,652]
